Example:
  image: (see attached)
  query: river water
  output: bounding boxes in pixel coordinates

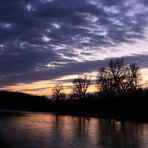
[0,112,148,148]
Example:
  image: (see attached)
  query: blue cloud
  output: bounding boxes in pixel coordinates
[0,0,148,86]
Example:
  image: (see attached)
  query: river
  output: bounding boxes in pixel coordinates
[0,112,148,148]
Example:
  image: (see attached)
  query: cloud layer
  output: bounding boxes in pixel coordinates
[0,0,148,87]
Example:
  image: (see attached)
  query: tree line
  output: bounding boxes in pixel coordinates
[52,58,143,100]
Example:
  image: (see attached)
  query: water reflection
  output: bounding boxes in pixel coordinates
[0,112,148,148]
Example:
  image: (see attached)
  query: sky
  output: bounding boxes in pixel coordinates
[0,0,148,95]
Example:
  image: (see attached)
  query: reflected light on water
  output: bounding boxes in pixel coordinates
[0,113,148,148]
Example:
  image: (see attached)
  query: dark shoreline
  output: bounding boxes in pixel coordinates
[0,91,148,123]
[0,108,148,123]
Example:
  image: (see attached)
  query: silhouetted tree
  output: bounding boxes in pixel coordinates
[96,67,114,96]
[52,83,65,101]
[96,58,140,96]
[128,63,140,90]
[72,74,91,99]
[120,63,140,91]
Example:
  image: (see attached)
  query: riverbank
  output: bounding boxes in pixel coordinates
[0,105,148,123]
[0,91,148,122]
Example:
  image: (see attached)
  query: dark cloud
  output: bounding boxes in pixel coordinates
[0,0,148,87]
[0,54,148,87]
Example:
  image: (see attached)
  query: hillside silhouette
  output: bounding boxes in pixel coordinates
[0,91,49,112]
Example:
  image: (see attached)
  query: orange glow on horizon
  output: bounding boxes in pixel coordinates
[0,69,148,96]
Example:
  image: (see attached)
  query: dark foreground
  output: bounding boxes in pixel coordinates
[0,111,148,148]
[0,91,148,122]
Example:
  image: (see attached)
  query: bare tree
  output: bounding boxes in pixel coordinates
[96,58,140,96]
[52,83,65,101]
[109,58,128,94]
[96,67,114,96]
[72,74,91,99]
[128,63,140,89]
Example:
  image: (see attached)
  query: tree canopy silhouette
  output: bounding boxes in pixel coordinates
[96,58,140,96]
[52,83,65,101]
[72,74,91,99]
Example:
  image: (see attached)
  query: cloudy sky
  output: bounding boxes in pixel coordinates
[0,0,148,95]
